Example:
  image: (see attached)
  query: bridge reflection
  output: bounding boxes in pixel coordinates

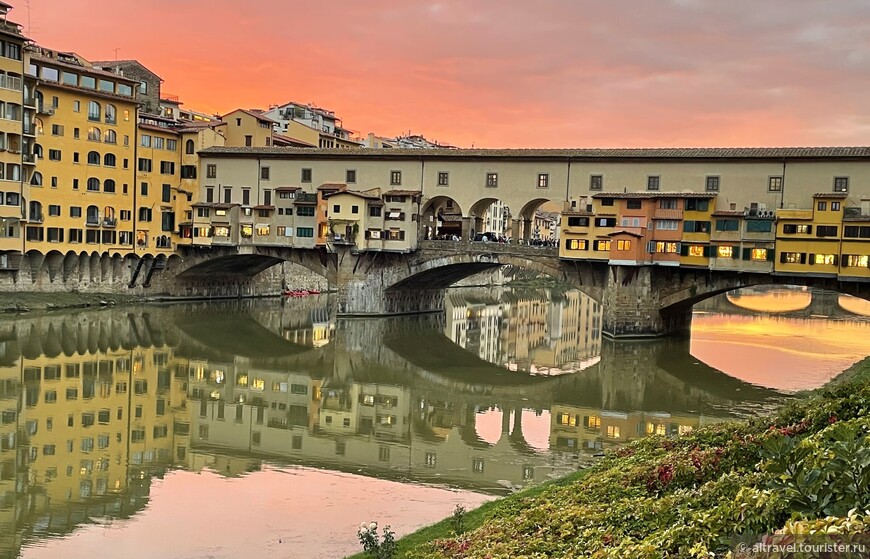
[0,296,785,559]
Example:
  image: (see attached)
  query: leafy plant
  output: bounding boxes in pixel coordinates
[358,522,398,559]
[450,504,466,536]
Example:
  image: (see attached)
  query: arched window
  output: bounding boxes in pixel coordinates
[35,91,44,113]
[103,206,115,219]
[87,101,101,121]
[185,139,195,154]
[105,104,116,124]
[87,151,100,165]
[33,144,43,158]
[86,205,99,224]
[88,127,101,141]
[103,179,116,193]
[104,129,116,144]
[103,153,116,167]
[29,200,41,221]
[86,177,100,192]
[29,171,42,186]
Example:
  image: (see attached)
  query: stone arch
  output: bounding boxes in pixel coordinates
[25,249,45,284]
[88,251,101,283]
[420,195,464,239]
[44,250,64,283]
[468,197,511,240]
[62,251,79,282]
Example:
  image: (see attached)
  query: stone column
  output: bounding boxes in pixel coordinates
[510,218,521,242]
[461,217,475,242]
[522,219,533,242]
[600,265,692,338]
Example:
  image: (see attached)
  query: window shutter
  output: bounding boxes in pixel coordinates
[766,249,775,262]
[833,255,839,267]
[806,225,813,234]
[680,244,689,256]
[683,220,694,232]
[808,254,815,265]
[732,247,740,259]
[646,241,654,253]
[800,253,806,265]
[780,252,787,264]
[742,248,751,260]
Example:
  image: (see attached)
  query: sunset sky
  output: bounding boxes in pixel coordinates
[24,0,870,148]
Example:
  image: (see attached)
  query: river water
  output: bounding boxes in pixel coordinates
[0,286,868,559]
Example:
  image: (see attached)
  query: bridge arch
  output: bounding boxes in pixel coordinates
[421,195,464,240]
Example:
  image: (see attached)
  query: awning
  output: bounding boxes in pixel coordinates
[388,211,400,219]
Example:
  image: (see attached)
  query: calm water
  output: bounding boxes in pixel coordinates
[0,286,868,559]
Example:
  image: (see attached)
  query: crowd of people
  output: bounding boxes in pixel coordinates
[426,232,558,247]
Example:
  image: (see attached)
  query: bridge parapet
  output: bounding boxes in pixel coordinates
[419,240,558,258]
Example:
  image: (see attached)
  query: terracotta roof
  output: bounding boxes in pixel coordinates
[274,186,302,192]
[253,205,275,210]
[711,210,745,217]
[272,133,316,148]
[561,210,594,216]
[593,192,716,199]
[607,229,645,238]
[190,202,213,208]
[213,203,236,210]
[138,123,179,135]
[199,146,870,161]
[384,189,422,197]
[222,108,279,125]
[324,189,382,201]
[91,59,162,79]
[812,192,849,198]
[318,182,347,190]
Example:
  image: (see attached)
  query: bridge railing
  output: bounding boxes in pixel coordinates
[419,239,559,257]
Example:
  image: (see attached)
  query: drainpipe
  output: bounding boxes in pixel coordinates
[780,159,786,209]
[565,157,572,207]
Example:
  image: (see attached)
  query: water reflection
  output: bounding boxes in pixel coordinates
[0,287,865,558]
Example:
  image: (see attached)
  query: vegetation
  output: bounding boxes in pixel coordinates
[351,358,870,558]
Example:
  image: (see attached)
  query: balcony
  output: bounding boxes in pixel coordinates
[22,153,35,165]
[22,123,35,136]
[85,218,100,227]
[29,213,43,224]
[23,96,36,108]
[102,217,117,228]
[36,105,54,116]
[0,75,21,91]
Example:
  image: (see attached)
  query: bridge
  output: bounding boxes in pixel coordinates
[156,238,870,337]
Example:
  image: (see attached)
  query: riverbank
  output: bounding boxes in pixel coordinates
[349,357,870,558]
[0,291,149,313]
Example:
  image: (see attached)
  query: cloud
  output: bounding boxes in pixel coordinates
[26,0,870,147]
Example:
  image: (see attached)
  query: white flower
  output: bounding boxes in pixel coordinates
[369,522,378,531]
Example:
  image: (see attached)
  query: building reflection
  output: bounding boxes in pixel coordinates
[0,291,811,559]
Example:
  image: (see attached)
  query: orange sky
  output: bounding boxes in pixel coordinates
[23,1,870,148]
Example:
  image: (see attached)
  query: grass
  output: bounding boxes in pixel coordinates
[346,355,870,559]
[344,469,589,559]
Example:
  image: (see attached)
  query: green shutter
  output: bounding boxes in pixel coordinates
[780,252,787,264]
[683,220,695,233]
[808,254,815,265]
[766,249,775,262]
[732,246,740,259]
[742,248,751,260]
[680,244,689,256]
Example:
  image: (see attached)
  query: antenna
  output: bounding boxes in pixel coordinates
[113,48,121,60]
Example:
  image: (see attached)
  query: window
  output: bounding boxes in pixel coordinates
[565,239,587,250]
[103,179,115,193]
[140,182,149,196]
[167,139,177,151]
[844,255,869,267]
[369,206,382,217]
[160,161,175,175]
[301,168,312,183]
[87,151,100,165]
[688,245,705,257]
[162,184,172,203]
[717,245,734,258]
[626,199,642,209]
[655,241,679,253]
[616,239,631,251]
[715,219,739,232]
[567,216,589,227]
[206,164,217,178]
[154,137,164,149]
[346,169,356,183]
[297,206,315,217]
[51,124,64,136]
[683,220,710,233]
[659,199,678,209]
[816,225,838,237]
[296,227,314,238]
[437,172,449,186]
[647,176,660,191]
[385,169,401,186]
[590,175,603,191]
[783,224,812,235]
[843,226,870,238]
[832,202,841,211]
[244,135,252,147]
[87,178,99,192]
[181,165,196,179]
[705,176,720,191]
[105,104,116,124]
[472,458,484,473]
[260,166,270,180]
[818,201,827,211]
[593,240,611,251]
[768,176,783,192]
[138,158,152,172]
[814,253,837,265]
[87,101,100,121]
[685,199,709,212]
[656,220,679,230]
[537,173,549,188]
[780,252,805,264]
[48,149,61,161]
[185,139,195,154]
[351,205,359,214]
[750,248,768,261]
[485,172,498,187]
[746,220,772,233]
[834,177,849,192]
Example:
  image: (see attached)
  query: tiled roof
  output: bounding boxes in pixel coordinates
[222,108,279,125]
[213,203,236,210]
[274,186,302,192]
[317,182,347,190]
[324,189,382,200]
[198,146,870,160]
[607,229,644,238]
[593,192,717,199]
[711,210,745,216]
[272,133,316,148]
[253,205,275,210]
[812,192,849,198]
[384,189,422,197]
[561,210,594,216]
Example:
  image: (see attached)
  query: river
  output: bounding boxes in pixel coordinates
[0,285,868,559]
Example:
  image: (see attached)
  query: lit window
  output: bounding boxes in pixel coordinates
[606,425,621,439]
[256,226,270,236]
[750,248,768,261]
[717,245,733,258]
[251,378,265,391]
[594,240,611,251]
[616,240,632,251]
[241,225,253,238]
[688,245,704,257]
[565,239,587,250]
[814,254,836,265]
[845,255,869,267]
[656,241,679,253]
[586,416,601,428]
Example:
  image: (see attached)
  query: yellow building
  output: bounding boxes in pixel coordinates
[221,109,275,148]
[25,47,138,255]
[0,3,30,264]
